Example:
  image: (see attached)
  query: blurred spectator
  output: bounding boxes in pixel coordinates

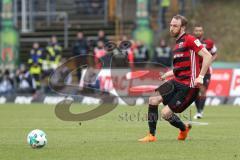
[94,41,107,68]
[27,42,43,90]
[97,30,109,44]
[72,32,89,81]
[49,58,72,92]
[0,70,14,96]
[59,58,72,85]
[45,36,62,72]
[153,39,172,67]
[72,32,88,56]
[29,63,42,90]
[15,65,36,94]
[133,41,149,67]
[28,42,44,67]
[112,36,134,68]
[80,66,100,93]
[121,35,128,42]
[159,0,170,29]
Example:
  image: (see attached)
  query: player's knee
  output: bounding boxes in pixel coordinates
[149,97,159,105]
[161,107,172,120]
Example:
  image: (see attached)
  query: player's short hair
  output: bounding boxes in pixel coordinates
[193,24,203,28]
[173,14,188,27]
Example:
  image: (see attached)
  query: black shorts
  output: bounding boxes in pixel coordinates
[203,74,211,88]
[155,80,199,113]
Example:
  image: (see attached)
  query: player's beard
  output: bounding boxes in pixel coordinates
[170,28,181,38]
[194,32,203,39]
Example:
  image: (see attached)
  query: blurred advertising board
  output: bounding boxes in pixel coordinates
[0,68,239,105]
[229,69,240,96]
[0,0,19,70]
[207,69,233,97]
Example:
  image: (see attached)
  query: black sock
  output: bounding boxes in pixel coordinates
[195,97,202,113]
[166,114,186,131]
[148,105,158,136]
[200,96,206,112]
[195,96,206,113]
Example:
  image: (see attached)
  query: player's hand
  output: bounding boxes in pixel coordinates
[194,76,204,87]
[159,73,166,81]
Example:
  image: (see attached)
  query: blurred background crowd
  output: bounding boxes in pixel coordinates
[0,0,239,95]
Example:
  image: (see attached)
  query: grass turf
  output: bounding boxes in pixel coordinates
[0,103,240,160]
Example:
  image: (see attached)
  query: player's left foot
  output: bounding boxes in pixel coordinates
[193,113,203,119]
[177,124,192,140]
[138,133,157,142]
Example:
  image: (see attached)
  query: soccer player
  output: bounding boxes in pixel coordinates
[138,15,213,142]
[193,25,218,119]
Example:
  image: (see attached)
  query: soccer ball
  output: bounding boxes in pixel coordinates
[27,129,47,148]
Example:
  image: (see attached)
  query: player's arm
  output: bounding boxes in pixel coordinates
[195,48,212,85]
[187,36,212,86]
[210,43,218,62]
[211,53,217,61]
[161,70,174,80]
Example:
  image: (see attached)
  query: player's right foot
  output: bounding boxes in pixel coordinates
[193,113,203,119]
[177,124,192,140]
[138,133,157,142]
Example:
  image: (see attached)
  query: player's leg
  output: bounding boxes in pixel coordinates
[148,93,163,136]
[194,85,206,118]
[161,106,187,132]
[163,85,199,140]
[138,93,162,142]
[138,80,174,142]
[200,74,211,113]
[161,106,192,140]
[194,74,211,119]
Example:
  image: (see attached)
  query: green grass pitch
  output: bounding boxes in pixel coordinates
[0,103,240,160]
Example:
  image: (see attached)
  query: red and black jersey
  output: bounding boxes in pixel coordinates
[201,38,217,55]
[172,33,204,88]
[199,38,217,74]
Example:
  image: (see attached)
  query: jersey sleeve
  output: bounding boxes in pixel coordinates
[187,35,204,53]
